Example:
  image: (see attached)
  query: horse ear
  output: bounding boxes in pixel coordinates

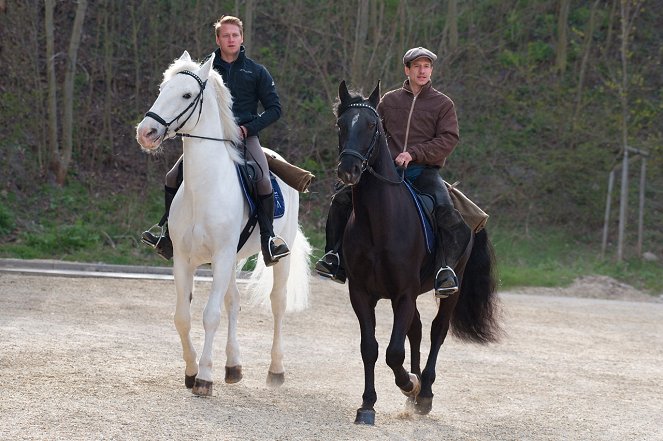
[179,51,192,62]
[339,80,351,104]
[368,80,381,108]
[198,52,214,80]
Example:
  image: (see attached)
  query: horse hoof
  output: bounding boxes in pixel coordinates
[225,366,243,384]
[400,373,421,399]
[266,371,285,387]
[354,408,376,425]
[185,374,197,389]
[414,396,433,415]
[192,378,213,396]
[404,396,416,410]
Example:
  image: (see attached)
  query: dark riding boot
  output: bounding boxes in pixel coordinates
[257,192,290,267]
[141,185,177,260]
[434,206,471,298]
[315,185,352,284]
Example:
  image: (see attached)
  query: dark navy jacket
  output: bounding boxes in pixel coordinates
[211,46,281,137]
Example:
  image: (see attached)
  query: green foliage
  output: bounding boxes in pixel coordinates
[492,225,663,294]
[0,203,15,237]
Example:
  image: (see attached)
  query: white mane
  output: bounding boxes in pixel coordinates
[162,56,243,163]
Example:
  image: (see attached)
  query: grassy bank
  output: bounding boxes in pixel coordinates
[0,185,661,296]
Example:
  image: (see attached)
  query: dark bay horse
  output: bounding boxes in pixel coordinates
[335,81,501,425]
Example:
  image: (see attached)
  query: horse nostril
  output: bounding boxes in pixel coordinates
[147,128,157,138]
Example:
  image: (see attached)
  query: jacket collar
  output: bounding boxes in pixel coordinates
[214,45,246,66]
[403,78,432,96]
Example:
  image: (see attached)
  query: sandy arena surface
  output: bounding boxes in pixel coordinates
[0,272,662,440]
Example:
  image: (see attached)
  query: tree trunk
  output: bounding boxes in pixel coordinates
[350,0,369,86]
[572,0,600,128]
[45,0,59,179]
[447,0,458,51]
[58,0,87,185]
[555,0,570,74]
[244,0,254,52]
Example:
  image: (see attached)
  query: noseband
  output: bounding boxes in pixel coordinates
[338,103,403,185]
[145,70,207,141]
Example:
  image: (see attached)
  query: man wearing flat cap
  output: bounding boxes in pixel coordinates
[379,46,470,297]
[316,46,470,298]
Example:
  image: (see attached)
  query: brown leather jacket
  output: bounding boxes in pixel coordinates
[377,80,459,168]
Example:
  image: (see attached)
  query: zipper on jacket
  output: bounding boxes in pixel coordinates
[403,91,419,153]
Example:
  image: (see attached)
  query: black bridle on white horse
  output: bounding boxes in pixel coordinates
[338,103,404,185]
[145,70,235,144]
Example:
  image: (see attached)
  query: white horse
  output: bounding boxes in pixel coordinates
[135,51,311,396]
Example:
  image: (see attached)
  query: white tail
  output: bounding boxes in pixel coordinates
[247,225,311,312]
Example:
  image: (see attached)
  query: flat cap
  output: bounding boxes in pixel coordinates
[402,47,437,65]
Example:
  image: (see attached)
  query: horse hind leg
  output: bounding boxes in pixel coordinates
[415,296,458,414]
[224,273,242,384]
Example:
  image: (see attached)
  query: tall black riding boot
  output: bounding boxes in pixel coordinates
[141,185,177,260]
[257,192,290,267]
[315,185,352,284]
[434,206,472,298]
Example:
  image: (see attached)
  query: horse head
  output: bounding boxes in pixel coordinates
[336,80,382,185]
[136,50,216,152]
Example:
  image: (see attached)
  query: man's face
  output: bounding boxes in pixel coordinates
[216,23,243,59]
[404,57,433,88]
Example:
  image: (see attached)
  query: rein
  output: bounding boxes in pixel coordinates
[145,70,235,145]
[338,103,404,185]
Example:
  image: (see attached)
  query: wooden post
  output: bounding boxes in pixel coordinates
[636,156,647,257]
[601,169,615,258]
[617,149,629,262]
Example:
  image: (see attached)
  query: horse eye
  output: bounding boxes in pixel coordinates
[183,93,192,99]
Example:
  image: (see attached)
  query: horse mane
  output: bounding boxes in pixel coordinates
[162,56,243,163]
[333,88,366,117]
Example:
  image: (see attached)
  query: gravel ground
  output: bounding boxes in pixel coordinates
[0,272,661,440]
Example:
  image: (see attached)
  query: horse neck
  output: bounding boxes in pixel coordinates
[353,134,403,214]
[180,103,236,191]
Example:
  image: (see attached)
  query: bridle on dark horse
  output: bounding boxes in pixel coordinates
[144,70,235,144]
[338,103,404,185]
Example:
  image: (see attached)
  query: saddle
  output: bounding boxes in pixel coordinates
[403,180,436,253]
[235,161,285,252]
[402,180,490,254]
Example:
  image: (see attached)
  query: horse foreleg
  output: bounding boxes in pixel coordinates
[350,291,378,425]
[172,260,198,389]
[266,261,289,387]
[416,295,459,414]
[224,272,242,384]
[386,296,419,397]
[192,258,233,396]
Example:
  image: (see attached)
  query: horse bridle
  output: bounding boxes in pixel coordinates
[338,103,404,185]
[145,70,235,144]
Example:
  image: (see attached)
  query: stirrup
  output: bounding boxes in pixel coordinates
[315,251,346,284]
[141,224,166,248]
[267,235,290,261]
[435,266,459,298]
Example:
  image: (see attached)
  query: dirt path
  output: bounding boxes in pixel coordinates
[1,273,661,440]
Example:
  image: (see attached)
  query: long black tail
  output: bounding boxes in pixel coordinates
[451,229,502,343]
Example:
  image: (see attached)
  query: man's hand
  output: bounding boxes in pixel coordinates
[395,151,413,168]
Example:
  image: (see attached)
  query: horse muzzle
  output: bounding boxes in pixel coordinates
[337,156,362,185]
[136,119,165,151]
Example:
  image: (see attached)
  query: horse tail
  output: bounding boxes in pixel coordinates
[451,228,502,344]
[247,225,312,313]
[284,226,312,311]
